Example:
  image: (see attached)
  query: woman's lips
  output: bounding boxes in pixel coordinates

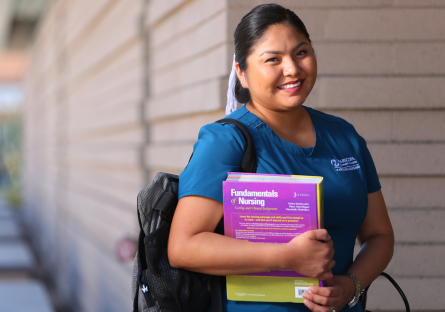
[277,79,305,93]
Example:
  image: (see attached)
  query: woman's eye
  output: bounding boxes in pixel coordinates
[266,57,278,62]
[296,50,307,57]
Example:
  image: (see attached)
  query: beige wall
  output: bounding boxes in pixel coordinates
[23,0,445,311]
[23,0,144,311]
[144,0,230,175]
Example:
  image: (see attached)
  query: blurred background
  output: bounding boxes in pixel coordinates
[0,0,444,311]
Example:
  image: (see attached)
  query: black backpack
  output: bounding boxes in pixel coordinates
[131,119,257,312]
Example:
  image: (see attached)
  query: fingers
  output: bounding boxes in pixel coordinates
[303,276,353,312]
[308,230,335,279]
[303,292,332,306]
[286,229,335,279]
[322,277,338,288]
[303,299,332,312]
[309,229,331,242]
[318,270,333,281]
[315,258,335,280]
[308,285,341,298]
[303,287,342,312]
[326,239,334,250]
[328,245,335,259]
[326,259,336,274]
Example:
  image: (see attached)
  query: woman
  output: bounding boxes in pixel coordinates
[168,4,394,312]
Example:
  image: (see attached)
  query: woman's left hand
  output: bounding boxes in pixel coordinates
[302,275,356,312]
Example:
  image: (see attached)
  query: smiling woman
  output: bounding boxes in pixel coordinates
[237,24,316,109]
[236,23,317,148]
[168,3,394,312]
[235,26,316,113]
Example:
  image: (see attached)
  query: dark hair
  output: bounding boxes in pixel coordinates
[234,3,312,104]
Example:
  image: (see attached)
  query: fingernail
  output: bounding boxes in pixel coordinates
[303,300,310,307]
[302,293,308,299]
[308,287,315,292]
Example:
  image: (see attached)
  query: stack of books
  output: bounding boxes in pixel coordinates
[223,172,324,303]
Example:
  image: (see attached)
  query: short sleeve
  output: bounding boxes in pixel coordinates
[358,134,381,194]
[178,122,246,203]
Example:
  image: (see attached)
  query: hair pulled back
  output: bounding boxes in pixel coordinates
[234,3,311,104]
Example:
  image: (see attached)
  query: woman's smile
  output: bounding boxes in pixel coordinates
[277,79,305,93]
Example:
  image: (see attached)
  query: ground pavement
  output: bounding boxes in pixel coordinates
[0,199,55,312]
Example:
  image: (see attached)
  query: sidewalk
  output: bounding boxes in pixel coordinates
[0,199,55,312]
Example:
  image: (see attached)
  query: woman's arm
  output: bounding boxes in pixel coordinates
[303,190,395,312]
[168,195,335,279]
[349,189,395,287]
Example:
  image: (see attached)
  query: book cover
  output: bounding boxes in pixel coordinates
[223,172,324,303]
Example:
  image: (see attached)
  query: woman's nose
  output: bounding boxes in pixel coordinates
[283,59,299,77]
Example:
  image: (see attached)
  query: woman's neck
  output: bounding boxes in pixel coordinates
[246,102,315,148]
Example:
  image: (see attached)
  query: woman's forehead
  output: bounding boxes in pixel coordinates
[252,24,309,56]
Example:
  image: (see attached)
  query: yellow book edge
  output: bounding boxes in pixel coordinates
[226,275,320,303]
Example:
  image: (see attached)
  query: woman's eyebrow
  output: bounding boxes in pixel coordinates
[259,42,308,56]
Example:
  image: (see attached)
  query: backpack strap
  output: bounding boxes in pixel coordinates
[360,272,410,312]
[133,209,156,311]
[185,118,257,173]
[215,118,257,173]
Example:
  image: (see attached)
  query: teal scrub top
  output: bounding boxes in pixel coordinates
[179,105,381,312]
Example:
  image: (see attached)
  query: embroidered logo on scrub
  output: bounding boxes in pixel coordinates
[331,157,360,171]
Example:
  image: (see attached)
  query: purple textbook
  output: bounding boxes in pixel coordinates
[223,172,324,303]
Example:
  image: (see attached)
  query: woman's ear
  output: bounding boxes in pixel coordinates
[235,62,248,89]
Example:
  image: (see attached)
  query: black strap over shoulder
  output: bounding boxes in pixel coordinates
[215,118,257,173]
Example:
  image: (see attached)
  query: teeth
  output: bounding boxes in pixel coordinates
[279,81,301,89]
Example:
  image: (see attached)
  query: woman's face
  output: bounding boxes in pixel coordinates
[236,23,317,112]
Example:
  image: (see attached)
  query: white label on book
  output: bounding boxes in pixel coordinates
[295,287,309,298]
